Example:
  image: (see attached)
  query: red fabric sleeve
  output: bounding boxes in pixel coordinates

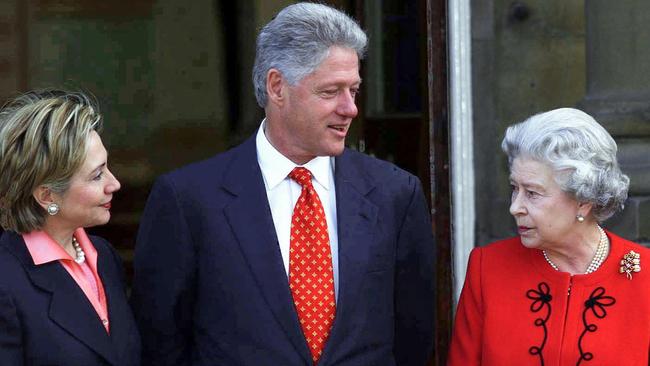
[447,247,484,365]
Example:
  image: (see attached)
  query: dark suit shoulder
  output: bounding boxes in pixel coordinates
[0,232,27,265]
[168,149,237,179]
[87,234,109,250]
[158,138,251,191]
[343,148,413,176]
[0,243,21,274]
[341,148,419,185]
[87,234,117,256]
[87,234,123,268]
[0,232,33,289]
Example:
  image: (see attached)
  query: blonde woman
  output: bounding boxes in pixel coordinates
[0,90,140,366]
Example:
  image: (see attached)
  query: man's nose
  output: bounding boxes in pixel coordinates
[337,90,358,118]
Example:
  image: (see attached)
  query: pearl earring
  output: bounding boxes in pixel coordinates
[576,214,585,223]
[47,203,59,216]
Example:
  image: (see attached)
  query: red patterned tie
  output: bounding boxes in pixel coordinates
[288,167,336,364]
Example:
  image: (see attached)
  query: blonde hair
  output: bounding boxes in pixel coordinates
[0,89,103,233]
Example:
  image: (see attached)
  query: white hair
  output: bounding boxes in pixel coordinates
[501,107,629,221]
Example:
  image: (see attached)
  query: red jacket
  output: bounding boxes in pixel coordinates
[448,231,650,365]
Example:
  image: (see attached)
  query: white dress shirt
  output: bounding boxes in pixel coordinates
[255,120,339,299]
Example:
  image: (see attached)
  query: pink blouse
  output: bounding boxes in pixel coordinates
[22,228,110,333]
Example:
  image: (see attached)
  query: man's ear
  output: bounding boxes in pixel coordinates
[266,68,286,107]
[33,186,55,211]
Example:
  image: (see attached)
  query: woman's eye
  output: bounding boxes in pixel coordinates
[93,172,103,181]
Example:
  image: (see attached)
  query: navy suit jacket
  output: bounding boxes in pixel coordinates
[132,135,435,366]
[0,231,141,366]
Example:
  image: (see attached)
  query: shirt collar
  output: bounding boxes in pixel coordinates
[23,228,97,266]
[256,120,333,190]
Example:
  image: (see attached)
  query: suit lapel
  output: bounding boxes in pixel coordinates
[221,136,312,364]
[2,232,117,365]
[320,150,378,364]
[95,240,132,362]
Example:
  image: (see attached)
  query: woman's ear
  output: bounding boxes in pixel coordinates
[577,201,594,219]
[32,186,54,211]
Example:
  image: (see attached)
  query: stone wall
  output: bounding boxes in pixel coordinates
[473,0,587,244]
[472,0,649,246]
[579,0,650,244]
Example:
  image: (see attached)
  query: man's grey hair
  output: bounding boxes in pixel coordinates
[252,2,367,108]
[501,107,629,222]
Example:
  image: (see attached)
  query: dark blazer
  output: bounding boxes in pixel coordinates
[0,231,141,366]
[131,134,435,366]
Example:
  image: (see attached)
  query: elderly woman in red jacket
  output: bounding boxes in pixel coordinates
[448,108,649,365]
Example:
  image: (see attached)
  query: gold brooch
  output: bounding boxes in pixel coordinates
[619,250,641,280]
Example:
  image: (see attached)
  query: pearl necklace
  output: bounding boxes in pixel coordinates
[542,225,609,274]
[72,237,86,264]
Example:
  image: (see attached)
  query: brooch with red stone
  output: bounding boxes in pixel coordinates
[620,250,641,280]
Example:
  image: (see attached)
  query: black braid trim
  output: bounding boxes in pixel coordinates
[526,282,553,366]
[576,287,616,365]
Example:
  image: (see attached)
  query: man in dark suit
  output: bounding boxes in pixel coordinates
[131,3,435,365]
